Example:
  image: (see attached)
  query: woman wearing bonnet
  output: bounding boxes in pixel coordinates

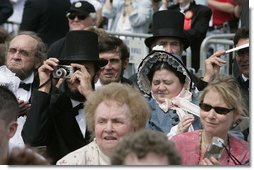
[137,46,201,138]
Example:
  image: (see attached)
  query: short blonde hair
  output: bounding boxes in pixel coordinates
[85,83,150,137]
[200,74,247,117]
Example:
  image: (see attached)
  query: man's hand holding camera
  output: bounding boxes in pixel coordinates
[38,58,93,98]
[68,63,94,98]
[38,58,60,93]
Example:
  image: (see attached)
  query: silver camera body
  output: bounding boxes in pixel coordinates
[204,136,225,160]
[52,65,74,79]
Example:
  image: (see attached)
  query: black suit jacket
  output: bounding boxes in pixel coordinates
[121,77,133,85]
[0,0,13,25]
[19,0,71,46]
[22,90,91,164]
[237,76,249,113]
[168,1,212,71]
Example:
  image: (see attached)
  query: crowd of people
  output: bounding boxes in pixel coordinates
[0,0,250,166]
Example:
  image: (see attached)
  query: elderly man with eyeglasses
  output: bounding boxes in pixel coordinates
[4,31,47,151]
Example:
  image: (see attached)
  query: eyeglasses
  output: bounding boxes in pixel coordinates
[199,103,235,115]
[102,58,121,66]
[67,13,87,20]
[8,48,32,57]
[236,47,249,57]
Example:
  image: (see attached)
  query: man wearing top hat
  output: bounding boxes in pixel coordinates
[144,10,190,57]
[47,0,97,60]
[22,30,107,164]
[130,10,198,88]
[168,0,212,72]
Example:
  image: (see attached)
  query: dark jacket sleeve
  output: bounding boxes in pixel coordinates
[22,90,52,145]
[0,0,13,25]
[185,5,212,41]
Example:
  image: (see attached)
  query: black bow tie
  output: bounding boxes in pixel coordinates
[73,103,84,116]
[19,83,31,91]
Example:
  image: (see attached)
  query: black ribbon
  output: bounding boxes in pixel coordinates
[72,103,84,116]
[19,83,31,91]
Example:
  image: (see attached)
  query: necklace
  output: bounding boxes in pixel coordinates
[199,130,230,165]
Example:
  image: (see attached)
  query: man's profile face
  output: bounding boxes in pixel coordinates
[235,38,249,78]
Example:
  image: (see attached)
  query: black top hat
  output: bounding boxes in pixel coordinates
[61,30,107,67]
[67,1,95,16]
[145,10,190,50]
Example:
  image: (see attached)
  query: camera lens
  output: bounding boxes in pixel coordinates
[55,68,67,78]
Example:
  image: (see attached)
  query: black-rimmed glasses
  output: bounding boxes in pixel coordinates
[199,103,235,115]
[8,48,32,57]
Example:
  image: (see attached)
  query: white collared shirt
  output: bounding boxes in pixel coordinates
[242,74,249,82]
[9,72,35,151]
[71,99,86,139]
[95,79,103,90]
[180,3,190,14]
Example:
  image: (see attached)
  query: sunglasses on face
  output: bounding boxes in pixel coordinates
[199,103,235,115]
[67,13,87,20]
[236,47,249,57]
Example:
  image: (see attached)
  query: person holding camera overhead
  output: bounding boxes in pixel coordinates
[22,30,108,164]
[170,75,249,165]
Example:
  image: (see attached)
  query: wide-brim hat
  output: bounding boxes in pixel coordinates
[67,1,96,16]
[145,10,190,50]
[60,30,107,67]
[137,50,192,95]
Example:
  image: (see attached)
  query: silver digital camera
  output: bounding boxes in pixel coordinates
[52,65,74,79]
[204,136,225,160]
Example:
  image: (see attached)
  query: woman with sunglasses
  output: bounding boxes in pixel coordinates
[170,75,249,165]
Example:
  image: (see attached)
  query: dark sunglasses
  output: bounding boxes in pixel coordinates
[67,13,87,20]
[199,103,235,115]
[236,47,249,57]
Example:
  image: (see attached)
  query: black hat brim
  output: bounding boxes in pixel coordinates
[60,58,108,67]
[67,9,89,16]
